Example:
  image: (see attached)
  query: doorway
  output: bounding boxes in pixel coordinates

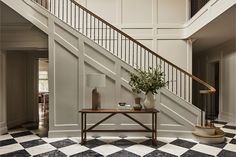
[208,61,220,119]
[6,51,48,137]
[38,59,49,137]
[213,62,220,118]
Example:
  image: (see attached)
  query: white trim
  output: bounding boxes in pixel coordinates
[0,126,8,135]
[157,130,194,138]
[0,51,7,135]
[48,129,195,138]
[48,129,81,137]
[219,112,236,123]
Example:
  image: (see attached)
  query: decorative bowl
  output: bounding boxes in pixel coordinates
[118,102,126,106]
[133,104,142,110]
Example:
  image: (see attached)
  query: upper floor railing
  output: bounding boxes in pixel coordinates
[191,0,210,17]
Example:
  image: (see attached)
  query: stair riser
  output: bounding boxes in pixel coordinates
[195,127,216,135]
[194,136,225,144]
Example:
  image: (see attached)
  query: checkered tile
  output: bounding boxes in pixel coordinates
[0,121,236,157]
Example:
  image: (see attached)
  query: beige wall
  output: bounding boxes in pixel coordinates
[0,2,48,51]
[194,39,236,123]
[1,26,48,50]
[6,53,28,128]
[0,2,48,129]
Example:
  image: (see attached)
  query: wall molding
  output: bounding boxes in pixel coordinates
[76,0,234,40]
[1,0,229,138]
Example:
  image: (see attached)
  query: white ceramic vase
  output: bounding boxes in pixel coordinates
[144,91,155,109]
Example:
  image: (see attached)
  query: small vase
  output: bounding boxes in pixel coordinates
[144,91,155,109]
[134,97,141,104]
[133,103,142,110]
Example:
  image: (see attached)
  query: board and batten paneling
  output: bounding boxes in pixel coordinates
[1,0,201,138]
[75,0,191,71]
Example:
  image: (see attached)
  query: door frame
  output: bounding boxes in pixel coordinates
[0,51,7,134]
[1,50,48,133]
[206,59,222,119]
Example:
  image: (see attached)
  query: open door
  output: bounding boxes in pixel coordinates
[208,61,220,119]
[38,59,49,137]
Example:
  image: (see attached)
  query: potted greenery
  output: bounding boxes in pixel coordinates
[129,67,167,109]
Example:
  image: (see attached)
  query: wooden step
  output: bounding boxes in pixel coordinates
[193,126,225,144]
[195,125,216,135]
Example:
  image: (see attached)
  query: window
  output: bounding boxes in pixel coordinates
[39,71,48,92]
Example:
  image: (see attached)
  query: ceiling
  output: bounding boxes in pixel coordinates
[0,2,31,27]
[191,5,236,54]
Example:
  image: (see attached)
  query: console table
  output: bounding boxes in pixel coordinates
[79,109,159,145]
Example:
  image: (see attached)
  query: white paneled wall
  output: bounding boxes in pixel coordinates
[158,40,191,72]
[76,0,191,71]
[0,0,202,138]
[54,42,78,125]
[122,0,153,25]
[1,0,235,137]
[157,0,188,24]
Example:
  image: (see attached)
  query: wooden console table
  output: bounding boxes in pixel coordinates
[79,109,159,145]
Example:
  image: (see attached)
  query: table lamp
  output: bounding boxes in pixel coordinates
[87,74,106,110]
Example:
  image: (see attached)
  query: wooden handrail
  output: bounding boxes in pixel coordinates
[71,0,215,94]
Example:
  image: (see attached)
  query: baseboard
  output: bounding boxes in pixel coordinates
[48,129,152,138]
[0,126,8,135]
[48,129,81,138]
[48,129,194,138]
[7,117,27,129]
[157,130,194,139]
[218,112,236,123]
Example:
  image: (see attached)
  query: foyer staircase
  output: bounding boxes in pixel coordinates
[2,0,225,142]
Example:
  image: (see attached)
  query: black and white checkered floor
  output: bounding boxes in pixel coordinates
[0,121,236,157]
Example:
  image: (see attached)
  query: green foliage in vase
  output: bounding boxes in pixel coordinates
[129,67,167,95]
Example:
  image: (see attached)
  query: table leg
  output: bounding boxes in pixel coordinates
[154,113,157,144]
[152,113,154,145]
[84,113,87,143]
[81,112,84,144]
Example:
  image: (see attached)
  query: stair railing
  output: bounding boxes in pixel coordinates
[32,0,216,126]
